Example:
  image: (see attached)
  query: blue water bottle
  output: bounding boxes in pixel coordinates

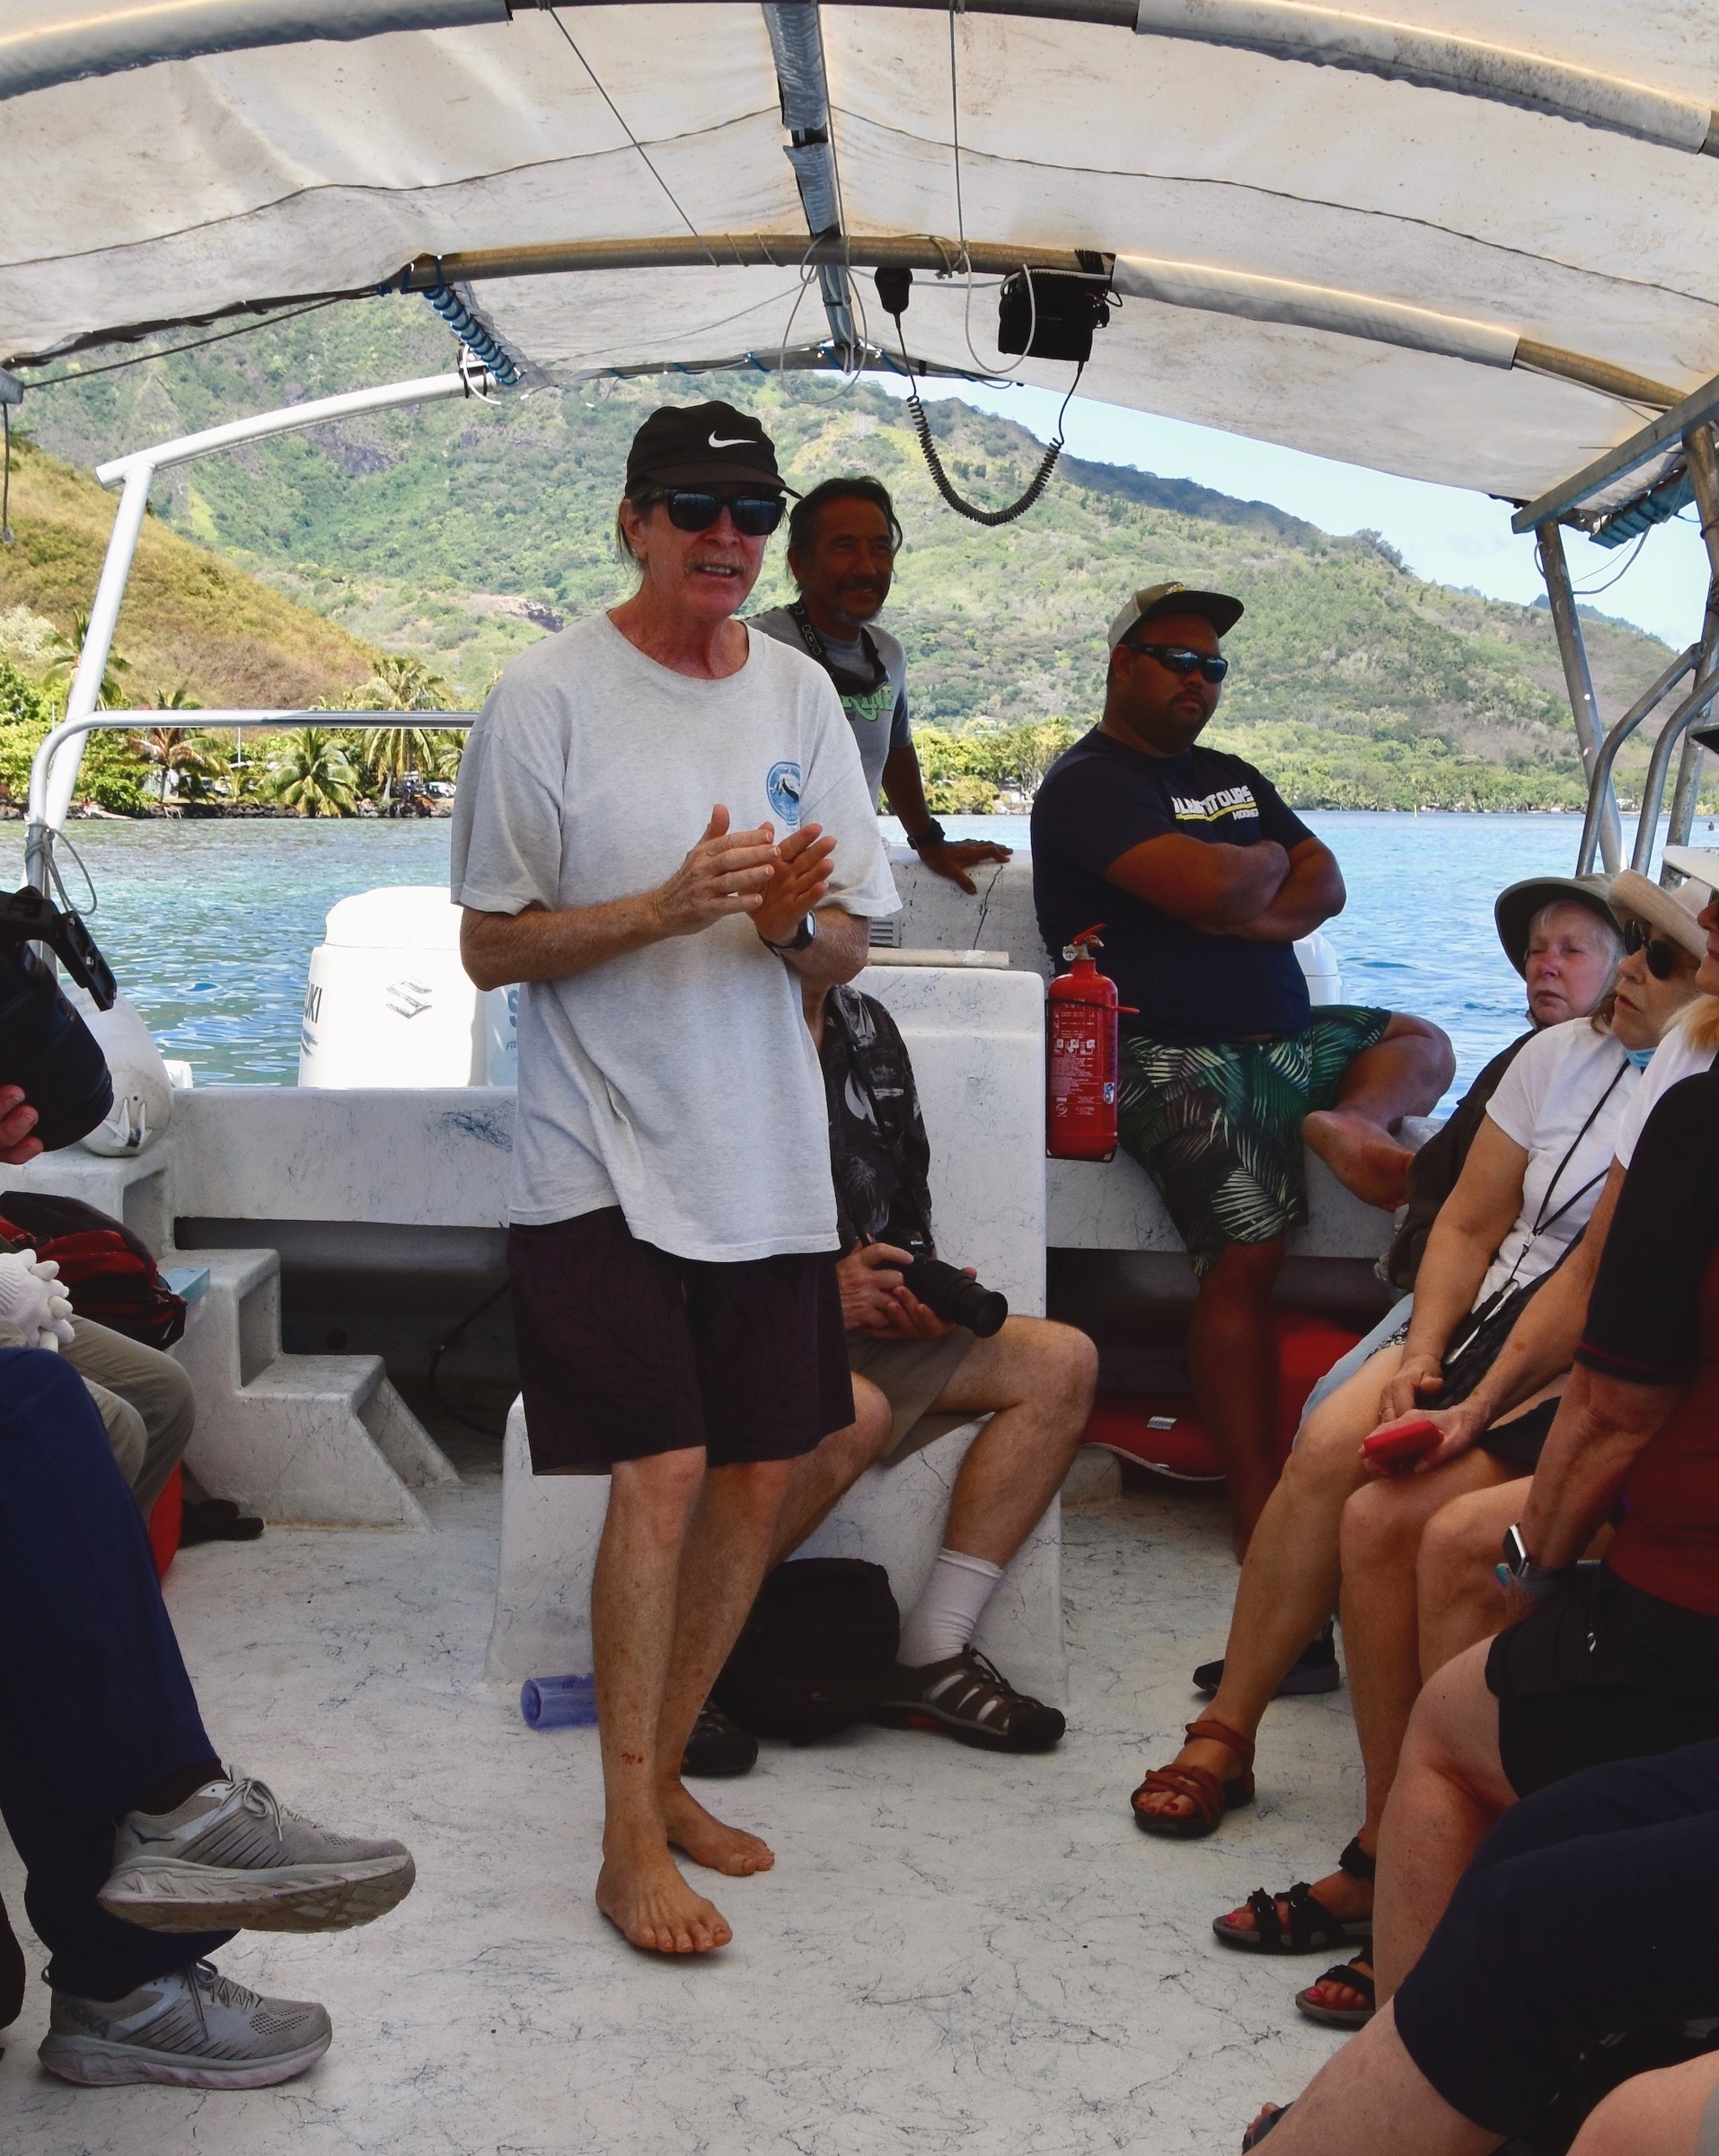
[520,1673,598,1729]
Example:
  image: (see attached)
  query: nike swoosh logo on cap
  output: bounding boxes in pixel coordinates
[708,433,751,448]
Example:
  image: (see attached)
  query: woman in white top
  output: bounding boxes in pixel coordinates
[1134,873,1706,1860]
[1208,870,1710,2030]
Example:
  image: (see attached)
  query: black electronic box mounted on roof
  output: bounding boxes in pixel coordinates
[996,266,1115,366]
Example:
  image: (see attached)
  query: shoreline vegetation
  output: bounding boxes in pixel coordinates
[4,307,1711,820]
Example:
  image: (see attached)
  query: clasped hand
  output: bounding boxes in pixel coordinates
[653,805,836,947]
[0,1248,75,1352]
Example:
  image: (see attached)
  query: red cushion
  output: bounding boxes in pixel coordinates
[147,1462,182,1579]
[1080,1307,1365,1480]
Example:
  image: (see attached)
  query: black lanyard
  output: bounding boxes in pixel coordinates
[788,599,889,702]
[1495,1053,1630,1293]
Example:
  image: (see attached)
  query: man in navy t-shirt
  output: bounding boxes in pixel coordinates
[1032,582,1451,1547]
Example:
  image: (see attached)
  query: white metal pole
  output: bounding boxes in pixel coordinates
[29,465,153,884]
[29,367,492,883]
[1665,422,1719,878]
[93,369,489,487]
[1538,519,1622,875]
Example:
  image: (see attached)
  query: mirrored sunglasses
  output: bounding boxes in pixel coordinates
[662,490,785,536]
[1125,641,1229,684]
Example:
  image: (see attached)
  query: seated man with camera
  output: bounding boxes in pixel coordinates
[763,974,1097,1752]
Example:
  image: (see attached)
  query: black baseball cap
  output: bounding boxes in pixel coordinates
[624,401,796,495]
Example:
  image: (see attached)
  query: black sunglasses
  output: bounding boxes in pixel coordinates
[1124,641,1229,684]
[1621,916,1687,980]
[660,489,785,537]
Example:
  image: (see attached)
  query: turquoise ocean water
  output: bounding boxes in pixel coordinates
[7,811,1701,1106]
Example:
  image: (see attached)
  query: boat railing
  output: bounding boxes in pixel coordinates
[1574,647,1701,876]
[23,711,479,891]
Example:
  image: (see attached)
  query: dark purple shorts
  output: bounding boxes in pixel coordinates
[507,1207,855,1473]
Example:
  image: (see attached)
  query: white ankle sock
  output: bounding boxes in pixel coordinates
[897,1549,1004,1668]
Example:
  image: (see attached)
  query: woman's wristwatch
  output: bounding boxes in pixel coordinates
[1499,1523,1572,1598]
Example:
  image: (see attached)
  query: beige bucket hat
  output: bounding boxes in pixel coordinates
[1610,864,1712,962]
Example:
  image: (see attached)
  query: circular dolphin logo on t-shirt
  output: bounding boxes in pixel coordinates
[766,760,802,829]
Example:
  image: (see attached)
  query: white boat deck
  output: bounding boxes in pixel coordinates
[1,1460,1359,2155]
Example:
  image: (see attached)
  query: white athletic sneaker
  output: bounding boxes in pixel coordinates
[98,1771,415,1934]
[40,1959,332,2089]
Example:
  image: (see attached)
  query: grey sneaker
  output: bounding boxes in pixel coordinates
[98,1771,415,1934]
[40,1959,331,2089]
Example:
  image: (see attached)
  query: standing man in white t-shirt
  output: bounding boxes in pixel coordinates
[453,402,898,1957]
[750,476,1013,893]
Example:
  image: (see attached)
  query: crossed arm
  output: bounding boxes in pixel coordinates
[1105,831,1344,941]
[461,804,869,992]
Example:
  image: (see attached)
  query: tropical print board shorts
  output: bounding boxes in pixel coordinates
[1117,1006,1394,1277]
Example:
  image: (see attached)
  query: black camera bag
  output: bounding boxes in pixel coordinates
[713,1558,900,1745]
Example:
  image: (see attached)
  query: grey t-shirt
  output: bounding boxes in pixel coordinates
[450,614,900,1259]
[749,606,910,808]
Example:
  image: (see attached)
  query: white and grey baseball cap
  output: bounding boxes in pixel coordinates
[1106,580,1245,650]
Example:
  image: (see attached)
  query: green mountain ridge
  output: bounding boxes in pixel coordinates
[13,297,1688,812]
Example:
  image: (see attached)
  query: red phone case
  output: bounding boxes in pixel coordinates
[1363,1416,1441,1469]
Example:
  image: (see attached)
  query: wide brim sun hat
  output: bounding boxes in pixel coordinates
[1662,844,1719,907]
[1494,874,1618,978]
[1607,867,1711,964]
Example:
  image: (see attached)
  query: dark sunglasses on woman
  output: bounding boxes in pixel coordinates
[1621,916,1685,980]
[661,489,786,536]
[1124,641,1230,684]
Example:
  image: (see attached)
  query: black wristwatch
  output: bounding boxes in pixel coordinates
[1500,1523,1571,1599]
[763,912,817,956]
[906,821,948,853]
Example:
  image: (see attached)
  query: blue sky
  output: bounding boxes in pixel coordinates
[873,374,1707,653]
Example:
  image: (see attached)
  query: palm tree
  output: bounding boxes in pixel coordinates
[134,726,229,805]
[132,688,224,804]
[342,653,455,811]
[259,729,359,817]
[42,612,132,710]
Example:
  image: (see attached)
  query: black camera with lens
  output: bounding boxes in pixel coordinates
[901,1250,1009,1339]
[0,886,117,1153]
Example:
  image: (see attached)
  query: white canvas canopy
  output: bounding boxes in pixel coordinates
[5,0,1719,512]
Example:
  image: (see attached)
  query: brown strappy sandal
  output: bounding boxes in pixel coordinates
[1130,1717,1256,1840]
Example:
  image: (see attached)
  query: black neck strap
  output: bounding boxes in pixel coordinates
[788,598,889,701]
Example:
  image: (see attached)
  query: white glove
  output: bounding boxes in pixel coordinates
[0,1250,75,1351]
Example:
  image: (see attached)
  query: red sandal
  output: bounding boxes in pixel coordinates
[1130,1717,1256,1840]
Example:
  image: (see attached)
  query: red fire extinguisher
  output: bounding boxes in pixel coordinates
[1047,925,1135,1161]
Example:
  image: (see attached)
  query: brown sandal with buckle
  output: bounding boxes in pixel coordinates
[1130,1717,1256,1840]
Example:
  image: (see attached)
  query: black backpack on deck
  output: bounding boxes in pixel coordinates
[713,1558,900,1744]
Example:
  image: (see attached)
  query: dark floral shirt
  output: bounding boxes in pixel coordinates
[818,985,936,1258]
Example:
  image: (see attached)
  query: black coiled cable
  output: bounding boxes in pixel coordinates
[902,384,1071,527]
[888,303,1081,527]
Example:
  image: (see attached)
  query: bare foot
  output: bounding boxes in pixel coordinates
[1131,1735,1245,1825]
[660,1780,775,1877]
[595,1842,732,1955]
[1303,1109,1414,1211]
